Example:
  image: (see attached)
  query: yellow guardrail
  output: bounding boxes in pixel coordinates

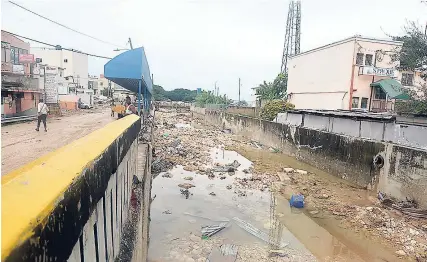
[1,114,140,260]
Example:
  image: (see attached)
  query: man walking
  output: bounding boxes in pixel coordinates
[36,98,49,132]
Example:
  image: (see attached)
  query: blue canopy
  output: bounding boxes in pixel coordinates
[104,47,152,111]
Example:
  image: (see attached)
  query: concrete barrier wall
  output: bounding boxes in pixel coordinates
[226,106,257,117]
[2,115,142,262]
[195,109,427,208]
[276,112,427,150]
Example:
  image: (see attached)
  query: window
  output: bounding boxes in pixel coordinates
[10,47,16,63]
[352,97,359,108]
[365,54,373,66]
[64,59,68,63]
[374,87,387,99]
[361,98,368,109]
[401,73,414,86]
[356,53,364,65]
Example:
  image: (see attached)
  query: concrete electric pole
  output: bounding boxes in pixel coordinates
[238,78,241,106]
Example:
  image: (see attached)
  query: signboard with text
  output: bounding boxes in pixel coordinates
[19,54,35,63]
[44,74,58,103]
[12,64,24,75]
[359,66,397,78]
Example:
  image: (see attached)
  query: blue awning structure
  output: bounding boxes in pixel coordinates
[104,47,152,112]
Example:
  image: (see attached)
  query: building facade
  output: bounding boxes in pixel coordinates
[30,47,89,90]
[287,36,412,112]
[1,31,41,118]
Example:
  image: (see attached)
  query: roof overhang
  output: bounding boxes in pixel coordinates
[104,47,152,95]
[370,78,410,100]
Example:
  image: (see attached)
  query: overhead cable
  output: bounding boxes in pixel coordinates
[8,0,127,49]
[3,30,112,59]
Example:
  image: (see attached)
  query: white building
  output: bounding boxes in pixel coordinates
[286,36,420,112]
[31,47,89,90]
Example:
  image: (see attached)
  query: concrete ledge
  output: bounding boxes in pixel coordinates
[2,115,141,261]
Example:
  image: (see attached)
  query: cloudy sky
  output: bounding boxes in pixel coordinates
[2,0,426,101]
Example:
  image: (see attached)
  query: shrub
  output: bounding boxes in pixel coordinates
[260,100,295,121]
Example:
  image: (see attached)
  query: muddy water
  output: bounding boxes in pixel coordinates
[148,148,316,261]
[148,146,401,262]
[236,145,404,262]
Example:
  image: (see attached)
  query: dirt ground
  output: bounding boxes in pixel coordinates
[1,108,114,175]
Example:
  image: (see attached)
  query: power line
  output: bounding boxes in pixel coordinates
[3,30,112,59]
[8,0,127,49]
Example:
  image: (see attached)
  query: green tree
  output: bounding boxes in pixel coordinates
[391,22,427,80]
[255,73,288,100]
[260,99,295,121]
[391,22,427,114]
[152,85,197,102]
[195,91,232,107]
[153,85,167,101]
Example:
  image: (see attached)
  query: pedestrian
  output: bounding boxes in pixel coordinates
[36,98,49,132]
[110,99,115,117]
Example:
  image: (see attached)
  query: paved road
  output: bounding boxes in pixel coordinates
[1,108,114,175]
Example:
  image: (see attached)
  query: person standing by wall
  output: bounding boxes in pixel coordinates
[36,98,49,132]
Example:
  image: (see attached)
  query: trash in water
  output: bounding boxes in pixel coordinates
[152,158,174,174]
[201,222,227,238]
[232,217,288,248]
[178,183,195,189]
[269,250,288,258]
[251,140,262,149]
[183,212,230,222]
[163,132,169,137]
[180,189,190,199]
[162,172,172,178]
[212,160,241,172]
[290,194,305,208]
[184,176,193,180]
[206,244,238,262]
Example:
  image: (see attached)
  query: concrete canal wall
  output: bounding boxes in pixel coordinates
[275,111,427,150]
[1,114,152,261]
[192,108,427,208]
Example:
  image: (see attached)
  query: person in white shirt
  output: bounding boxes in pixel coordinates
[36,98,49,132]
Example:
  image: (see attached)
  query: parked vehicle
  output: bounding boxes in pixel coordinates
[78,102,92,109]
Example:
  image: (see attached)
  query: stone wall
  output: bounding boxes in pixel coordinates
[194,109,427,208]
[1,114,152,261]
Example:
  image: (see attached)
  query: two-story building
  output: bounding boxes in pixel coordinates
[1,30,41,118]
[31,47,89,90]
[287,35,415,112]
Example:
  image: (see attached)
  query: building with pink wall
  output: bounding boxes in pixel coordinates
[287,36,412,112]
[1,30,41,118]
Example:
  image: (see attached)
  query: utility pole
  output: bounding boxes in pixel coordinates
[43,66,47,102]
[128,38,134,49]
[423,1,427,35]
[238,78,241,106]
